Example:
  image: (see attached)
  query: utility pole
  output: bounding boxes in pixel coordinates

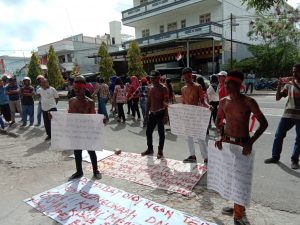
[230,13,233,69]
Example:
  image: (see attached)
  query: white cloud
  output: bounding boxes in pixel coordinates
[0,0,134,57]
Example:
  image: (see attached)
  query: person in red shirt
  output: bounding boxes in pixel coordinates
[217,71,228,100]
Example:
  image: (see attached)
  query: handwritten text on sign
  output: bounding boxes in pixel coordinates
[168,104,211,140]
[87,152,207,196]
[51,112,104,151]
[207,141,254,207]
[24,177,216,225]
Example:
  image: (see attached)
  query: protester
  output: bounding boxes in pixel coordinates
[5,76,22,126]
[264,64,300,169]
[85,77,95,95]
[38,78,59,140]
[68,76,102,180]
[132,77,149,127]
[113,77,127,123]
[166,78,175,104]
[128,76,141,120]
[245,70,256,94]
[109,75,118,115]
[141,70,169,159]
[181,68,210,164]
[92,77,109,121]
[215,70,268,225]
[217,71,228,100]
[125,77,133,116]
[35,75,44,127]
[0,77,11,124]
[207,75,219,126]
[20,77,35,127]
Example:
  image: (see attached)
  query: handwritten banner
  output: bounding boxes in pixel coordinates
[86,152,206,196]
[24,178,216,225]
[207,141,254,207]
[168,104,211,140]
[51,112,104,151]
[69,150,114,163]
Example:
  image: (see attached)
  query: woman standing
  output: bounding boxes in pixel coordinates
[128,76,141,120]
[113,78,127,123]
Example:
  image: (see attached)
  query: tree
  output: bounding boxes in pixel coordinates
[242,0,286,12]
[98,42,115,82]
[46,45,64,89]
[246,9,300,77]
[127,41,145,78]
[27,51,42,86]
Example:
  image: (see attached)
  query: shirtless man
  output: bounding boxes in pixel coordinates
[181,67,210,163]
[141,70,169,159]
[215,70,268,225]
[68,76,102,180]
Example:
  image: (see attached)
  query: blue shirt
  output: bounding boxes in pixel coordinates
[0,86,9,105]
[5,85,20,101]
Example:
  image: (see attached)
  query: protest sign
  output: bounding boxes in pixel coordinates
[86,152,207,196]
[207,140,254,207]
[24,177,216,225]
[168,104,211,140]
[69,150,114,162]
[51,112,104,151]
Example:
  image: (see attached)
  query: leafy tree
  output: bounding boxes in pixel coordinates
[27,51,42,86]
[98,42,115,82]
[127,41,145,78]
[242,0,286,12]
[46,45,64,89]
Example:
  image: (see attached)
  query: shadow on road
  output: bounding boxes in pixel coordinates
[24,141,50,157]
[277,162,300,178]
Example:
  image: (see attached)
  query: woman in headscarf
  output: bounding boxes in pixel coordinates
[127,76,141,120]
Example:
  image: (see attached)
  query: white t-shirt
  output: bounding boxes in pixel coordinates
[38,86,59,111]
[207,85,219,102]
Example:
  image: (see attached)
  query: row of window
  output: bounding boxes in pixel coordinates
[58,54,73,63]
[142,13,211,37]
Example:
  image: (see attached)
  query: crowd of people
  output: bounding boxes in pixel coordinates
[0,64,300,225]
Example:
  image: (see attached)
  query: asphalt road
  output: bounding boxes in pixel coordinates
[52,94,299,214]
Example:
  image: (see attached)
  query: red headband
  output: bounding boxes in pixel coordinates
[74,83,86,89]
[225,77,242,85]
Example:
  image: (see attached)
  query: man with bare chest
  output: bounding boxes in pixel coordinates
[215,71,268,225]
[141,70,169,159]
[181,67,209,163]
[68,76,102,180]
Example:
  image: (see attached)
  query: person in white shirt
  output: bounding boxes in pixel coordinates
[38,78,59,140]
[207,75,219,126]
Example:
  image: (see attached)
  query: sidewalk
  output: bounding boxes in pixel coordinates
[0,124,299,225]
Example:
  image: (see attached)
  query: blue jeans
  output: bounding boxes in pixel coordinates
[140,99,147,119]
[22,105,34,125]
[272,117,300,163]
[37,101,42,125]
[0,116,4,129]
[98,97,108,119]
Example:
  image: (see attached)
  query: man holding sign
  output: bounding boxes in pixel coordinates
[181,67,210,164]
[68,76,102,180]
[215,71,268,225]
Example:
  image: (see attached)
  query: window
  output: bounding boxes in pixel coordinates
[232,15,237,32]
[167,22,177,32]
[140,0,148,5]
[181,19,186,28]
[112,37,115,45]
[200,13,211,24]
[67,54,72,63]
[58,55,66,63]
[142,29,150,37]
[159,25,164,34]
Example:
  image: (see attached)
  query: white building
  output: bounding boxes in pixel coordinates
[119,0,292,74]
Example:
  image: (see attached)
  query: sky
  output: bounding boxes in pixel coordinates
[0,0,299,57]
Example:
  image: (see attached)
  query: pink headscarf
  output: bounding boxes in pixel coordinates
[131,76,140,91]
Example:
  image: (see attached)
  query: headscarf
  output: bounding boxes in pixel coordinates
[130,76,140,91]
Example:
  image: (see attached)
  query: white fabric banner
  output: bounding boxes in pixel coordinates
[51,112,104,151]
[168,104,211,140]
[69,150,114,162]
[207,140,254,207]
[24,177,216,225]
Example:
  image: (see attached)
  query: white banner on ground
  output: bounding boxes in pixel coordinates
[69,150,114,162]
[168,104,211,140]
[24,177,216,225]
[51,112,104,151]
[207,140,254,207]
[86,152,207,196]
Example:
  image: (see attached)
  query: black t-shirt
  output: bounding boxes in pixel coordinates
[6,85,20,101]
[21,86,34,105]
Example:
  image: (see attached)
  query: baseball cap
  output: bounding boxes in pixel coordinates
[182,67,192,75]
[149,70,161,78]
[217,71,227,76]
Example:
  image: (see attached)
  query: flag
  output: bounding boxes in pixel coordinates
[175,52,182,61]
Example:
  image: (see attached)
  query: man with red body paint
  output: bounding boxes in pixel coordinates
[215,71,268,225]
[68,76,102,181]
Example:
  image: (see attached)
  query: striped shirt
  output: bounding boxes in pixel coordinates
[282,82,300,120]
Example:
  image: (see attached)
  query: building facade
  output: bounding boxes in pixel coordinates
[0,56,30,81]
[118,0,289,74]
